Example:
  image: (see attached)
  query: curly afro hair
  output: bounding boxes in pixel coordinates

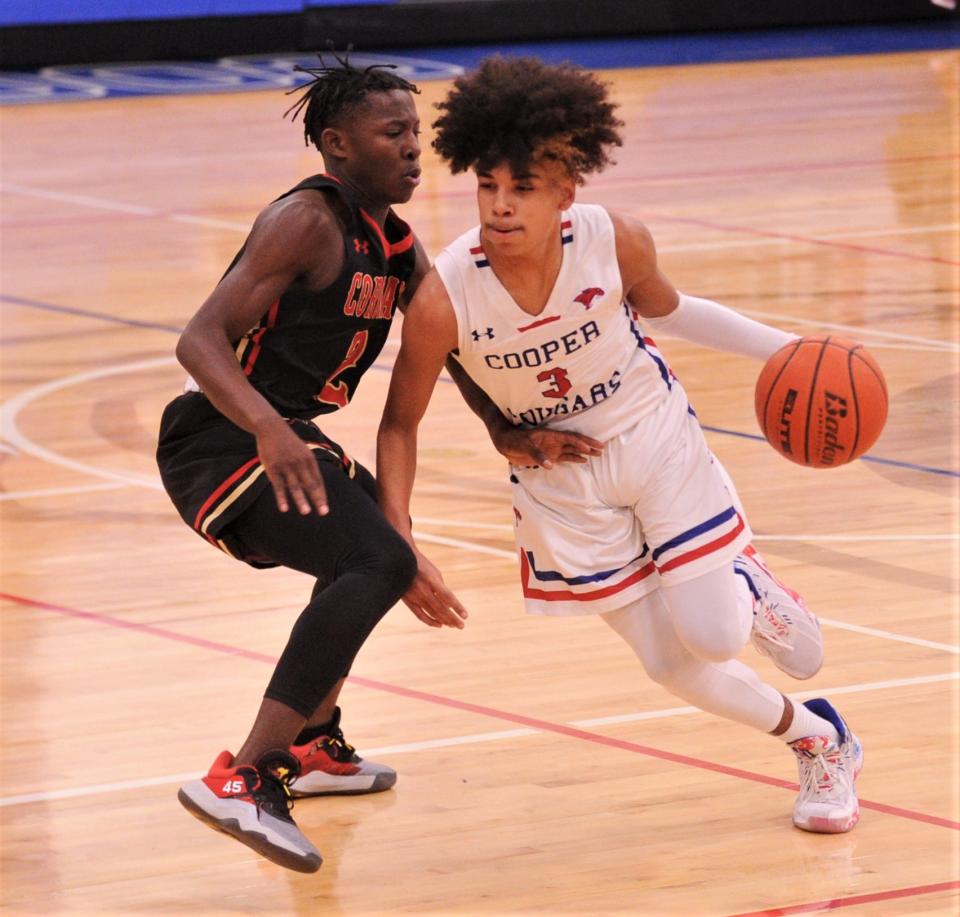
[432,56,623,184]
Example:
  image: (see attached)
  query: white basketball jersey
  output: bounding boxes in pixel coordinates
[436,204,678,439]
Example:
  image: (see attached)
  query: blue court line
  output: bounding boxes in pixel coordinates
[3,292,958,479]
[1,294,184,334]
[699,425,960,479]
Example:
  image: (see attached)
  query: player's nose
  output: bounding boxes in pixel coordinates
[404,131,421,160]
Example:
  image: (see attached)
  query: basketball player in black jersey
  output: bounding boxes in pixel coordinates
[156,57,469,872]
[158,55,601,873]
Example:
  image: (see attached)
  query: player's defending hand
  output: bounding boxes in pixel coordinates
[492,426,605,469]
[255,417,330,515]
[402,550,469,629]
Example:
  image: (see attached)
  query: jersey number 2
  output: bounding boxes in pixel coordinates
[317,330,369,407]
[537,367,571,399]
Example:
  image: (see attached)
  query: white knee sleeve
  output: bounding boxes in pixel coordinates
[602,594,784,734]
[661,566,751,662]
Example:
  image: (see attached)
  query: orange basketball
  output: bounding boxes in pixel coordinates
[755,336,888,468]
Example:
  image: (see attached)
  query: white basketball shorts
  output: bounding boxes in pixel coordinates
[509,385,752,616]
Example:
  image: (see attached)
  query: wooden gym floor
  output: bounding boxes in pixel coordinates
[1,46,958,915]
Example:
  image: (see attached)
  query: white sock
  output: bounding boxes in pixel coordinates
[780,699,840,746]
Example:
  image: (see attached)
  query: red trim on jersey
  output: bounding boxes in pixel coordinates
[387,230,414,256]
[191,439,352,544]
[193,456,262,533]
[656,514,747,574]
[517,314,561,333]
[241,299,280,376]
[520,551,657,602]
[360,209,414,258]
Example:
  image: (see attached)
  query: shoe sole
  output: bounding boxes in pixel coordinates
[751,634,824,681]
[290,770,397,798]
[794,810,860,834]
[178,789,322,873]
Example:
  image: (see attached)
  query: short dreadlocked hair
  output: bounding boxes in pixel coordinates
[285,48,420,150]
[432,56,623,184]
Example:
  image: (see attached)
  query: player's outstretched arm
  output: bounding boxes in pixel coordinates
[176,196,342,515]
[377,269,469,629]
[611,210,797,362]
[445,357,604,467]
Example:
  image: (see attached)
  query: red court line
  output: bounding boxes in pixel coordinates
[728,879,960,916]
[0,592,277,666]
[603,153,960,187]
[3,590,959,832]
[647,212,960,266]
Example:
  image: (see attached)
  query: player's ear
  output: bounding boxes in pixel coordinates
[558,180,576,211]
[320,126,349,162]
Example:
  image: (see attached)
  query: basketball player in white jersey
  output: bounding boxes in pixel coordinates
[377,56,862,833]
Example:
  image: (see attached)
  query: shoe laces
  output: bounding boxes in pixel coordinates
[253,759,298,820]
[314,727,358,762]
[794,741,851,803]
[753,597,794,650]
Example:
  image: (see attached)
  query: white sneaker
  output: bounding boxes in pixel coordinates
[790,698,863,834]
[734,545,823,680]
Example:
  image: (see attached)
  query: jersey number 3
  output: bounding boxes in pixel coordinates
[317,330,369,407]
[537,367,571,399]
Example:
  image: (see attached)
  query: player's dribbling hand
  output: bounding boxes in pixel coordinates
[492,426,605,469]
[402,551,469,629]
[255,418,330,515]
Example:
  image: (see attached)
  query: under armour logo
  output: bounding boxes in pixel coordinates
[471,327,495,341]
[353,238,369,255]
[574,287,604,310]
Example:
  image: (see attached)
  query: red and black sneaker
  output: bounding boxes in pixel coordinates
[178,748,322,873]
[289,708,397,797]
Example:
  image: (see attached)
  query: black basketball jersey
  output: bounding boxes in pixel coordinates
[228,173,417,420]
[157,174,417,564]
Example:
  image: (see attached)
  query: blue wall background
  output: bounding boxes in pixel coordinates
[3,0,952,70]
[2,0,388,27]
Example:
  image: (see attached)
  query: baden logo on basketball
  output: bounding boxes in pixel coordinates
[819,391,849,466]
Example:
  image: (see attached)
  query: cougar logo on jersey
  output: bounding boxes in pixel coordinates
[342,272,404,320]
[574,287,604,310]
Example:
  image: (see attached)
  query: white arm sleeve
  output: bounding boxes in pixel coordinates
[642,293,798,361]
